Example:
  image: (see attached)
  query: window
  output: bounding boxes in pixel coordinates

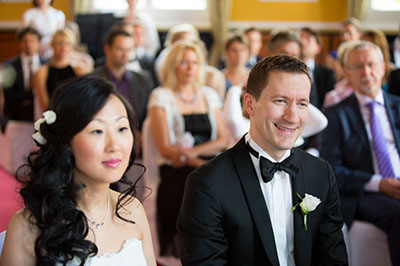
[364,0,400,31]
[91,0,209,28]
[371,0,400,11]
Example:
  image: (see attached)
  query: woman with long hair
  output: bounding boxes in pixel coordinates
[0,77,156,265]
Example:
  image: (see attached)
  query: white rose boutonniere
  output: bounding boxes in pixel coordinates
[292,193,321,230]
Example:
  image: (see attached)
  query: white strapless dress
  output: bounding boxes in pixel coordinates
[61,239,147,266]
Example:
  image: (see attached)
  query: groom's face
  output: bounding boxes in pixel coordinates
[245,71,310,160]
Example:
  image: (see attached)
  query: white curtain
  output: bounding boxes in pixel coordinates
[348,0,370,22]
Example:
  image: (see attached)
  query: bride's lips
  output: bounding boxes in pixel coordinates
[102,159,121,168]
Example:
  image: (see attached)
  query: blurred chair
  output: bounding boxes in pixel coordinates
[343,220,391,266]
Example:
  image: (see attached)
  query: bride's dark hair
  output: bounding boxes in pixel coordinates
[17,76,141,265]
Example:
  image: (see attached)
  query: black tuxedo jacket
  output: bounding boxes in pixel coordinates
[178,137,347,266]
[320,92,400,227]
[91,66,154,130]
[311,64,336,109]
[2,56,46,125]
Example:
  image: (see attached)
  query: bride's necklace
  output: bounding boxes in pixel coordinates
[174,88,197,104]
[85,192,110,229]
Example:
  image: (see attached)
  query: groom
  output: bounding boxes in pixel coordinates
[177,54,348,265]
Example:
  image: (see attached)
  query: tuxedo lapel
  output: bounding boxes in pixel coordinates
[230,137,280,266]
[291,149,312,266]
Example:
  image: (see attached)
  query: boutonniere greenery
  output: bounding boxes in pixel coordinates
[291,193,321,230]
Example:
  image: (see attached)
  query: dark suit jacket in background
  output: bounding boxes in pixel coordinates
[2,56,46,128]
[320,92,400,227]
[388,68,400,97]
[312,64,336,109]
[178,137,347,266]
[90,66,154,130]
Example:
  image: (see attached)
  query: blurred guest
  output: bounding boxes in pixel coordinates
[34,29,88,111]
[155,23,200,79]
[321,41,400,265]
[91,29,153,155]
[362,29,395,90]
[325,17,361,81]
[2,27,45,128]
[300,27,336,109]
[148,40,229,258]
[268,30,301,58]
[244,27,263,68]
[125,0,160,59]
[323,41,357,107]
[21,0,65,58]
[105,21,159,87]
[65,21,94,74]
[222,33,250,93]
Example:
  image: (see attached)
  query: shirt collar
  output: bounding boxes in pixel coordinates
[305,59,315,71]
[246,133,291,163]
[354,89,384,107]
[20,53,40,64]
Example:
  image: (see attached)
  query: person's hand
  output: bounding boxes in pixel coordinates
[169,147,189,168]
[379,178,400,199]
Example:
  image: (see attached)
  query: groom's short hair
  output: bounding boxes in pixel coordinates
[246,54,310,100]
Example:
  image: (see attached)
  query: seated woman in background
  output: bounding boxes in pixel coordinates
[223,85,328,148]
[362,29,395,91]
[222,33,250,94]
[21,0,65,58]
[148,40,229,258]
[34,29,88,111]
[0,77,156,265]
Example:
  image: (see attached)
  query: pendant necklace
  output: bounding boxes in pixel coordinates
[174,88,197,104]
[85,192,110,229]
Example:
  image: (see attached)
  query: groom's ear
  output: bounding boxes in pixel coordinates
[243,93,256,117]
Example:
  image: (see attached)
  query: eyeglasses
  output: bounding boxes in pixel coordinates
[346,62,382,71]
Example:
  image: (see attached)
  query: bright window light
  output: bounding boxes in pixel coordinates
[151,0,206,10]
[371,0,400,11]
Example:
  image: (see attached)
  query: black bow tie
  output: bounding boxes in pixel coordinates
[247,142,299,183]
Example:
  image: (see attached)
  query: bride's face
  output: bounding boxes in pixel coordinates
[70,95,134,186]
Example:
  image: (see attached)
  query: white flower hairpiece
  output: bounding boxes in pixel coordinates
[32,110,57,145]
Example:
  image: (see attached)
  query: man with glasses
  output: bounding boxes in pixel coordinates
[321,40,400,265]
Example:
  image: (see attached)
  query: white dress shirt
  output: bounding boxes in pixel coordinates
[20,53,41,89]
[246,134,295,266]
[355,90,400,191]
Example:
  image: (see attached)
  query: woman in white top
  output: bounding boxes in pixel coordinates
[21,0,65,58]
[148,40,229,258]
[0,77,156,266]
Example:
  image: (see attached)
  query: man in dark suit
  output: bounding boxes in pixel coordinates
[2,27,45,131]
[299,27,336,109]
[321,40,400,265]
[91,29,153,131]
[178,54,347,266]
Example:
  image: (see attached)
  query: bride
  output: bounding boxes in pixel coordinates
[0,77,156,265]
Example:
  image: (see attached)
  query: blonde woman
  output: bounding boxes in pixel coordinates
[34,29,88,110]
[148,40,229,257]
